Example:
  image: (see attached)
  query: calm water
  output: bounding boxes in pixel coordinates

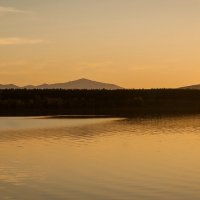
[1,116,200,200]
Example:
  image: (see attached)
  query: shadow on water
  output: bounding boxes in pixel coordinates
[0,115,200,143]
[1,115,200,200]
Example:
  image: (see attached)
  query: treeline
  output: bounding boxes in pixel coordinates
[0,89,200,116]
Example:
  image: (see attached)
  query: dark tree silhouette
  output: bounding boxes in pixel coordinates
[0,89,200,116]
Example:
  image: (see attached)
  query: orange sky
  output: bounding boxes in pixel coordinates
[0,0,200,88]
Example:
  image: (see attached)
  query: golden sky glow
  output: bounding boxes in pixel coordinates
[0,0,200,88]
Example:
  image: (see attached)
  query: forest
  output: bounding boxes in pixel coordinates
[0,89,200,116]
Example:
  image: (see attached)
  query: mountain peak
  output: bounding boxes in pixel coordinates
[59,78,122,89]
[71,78,98,83]
[78,78,89,81]
[0,79,123,90]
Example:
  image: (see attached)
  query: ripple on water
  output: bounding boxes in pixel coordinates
[0,116,200,199]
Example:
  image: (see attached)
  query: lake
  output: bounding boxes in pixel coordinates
[1,116,200,200]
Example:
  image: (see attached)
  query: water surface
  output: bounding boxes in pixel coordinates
[1,116,200,200]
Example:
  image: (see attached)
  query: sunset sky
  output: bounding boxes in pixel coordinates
[0,0,200,88]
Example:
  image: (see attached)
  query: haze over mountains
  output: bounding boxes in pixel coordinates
[0,79,199,90]
[0,84,19,89]
[0,79,123,90]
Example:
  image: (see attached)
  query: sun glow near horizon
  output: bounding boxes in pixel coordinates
[0,0,200,88]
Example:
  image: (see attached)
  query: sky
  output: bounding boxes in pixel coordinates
[0,0,200,88]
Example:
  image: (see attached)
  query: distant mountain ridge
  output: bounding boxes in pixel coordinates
[0,79,123,90]
[180,84,200,90]
[0,84,19,89]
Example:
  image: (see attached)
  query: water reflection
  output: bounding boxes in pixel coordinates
[0,115,200,142]
[0,116,200,200]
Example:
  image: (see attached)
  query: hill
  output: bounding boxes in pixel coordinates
[25,78,123,90]
[180,84,200,90]
[0,84,19,89]
[0,79,123,90]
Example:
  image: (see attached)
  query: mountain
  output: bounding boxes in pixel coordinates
[0,84,19,89]
[0,79,123,90]
[27,79,123,90]
[180,84,200,90]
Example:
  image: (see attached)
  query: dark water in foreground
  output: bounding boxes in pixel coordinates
[1,116,200,200]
